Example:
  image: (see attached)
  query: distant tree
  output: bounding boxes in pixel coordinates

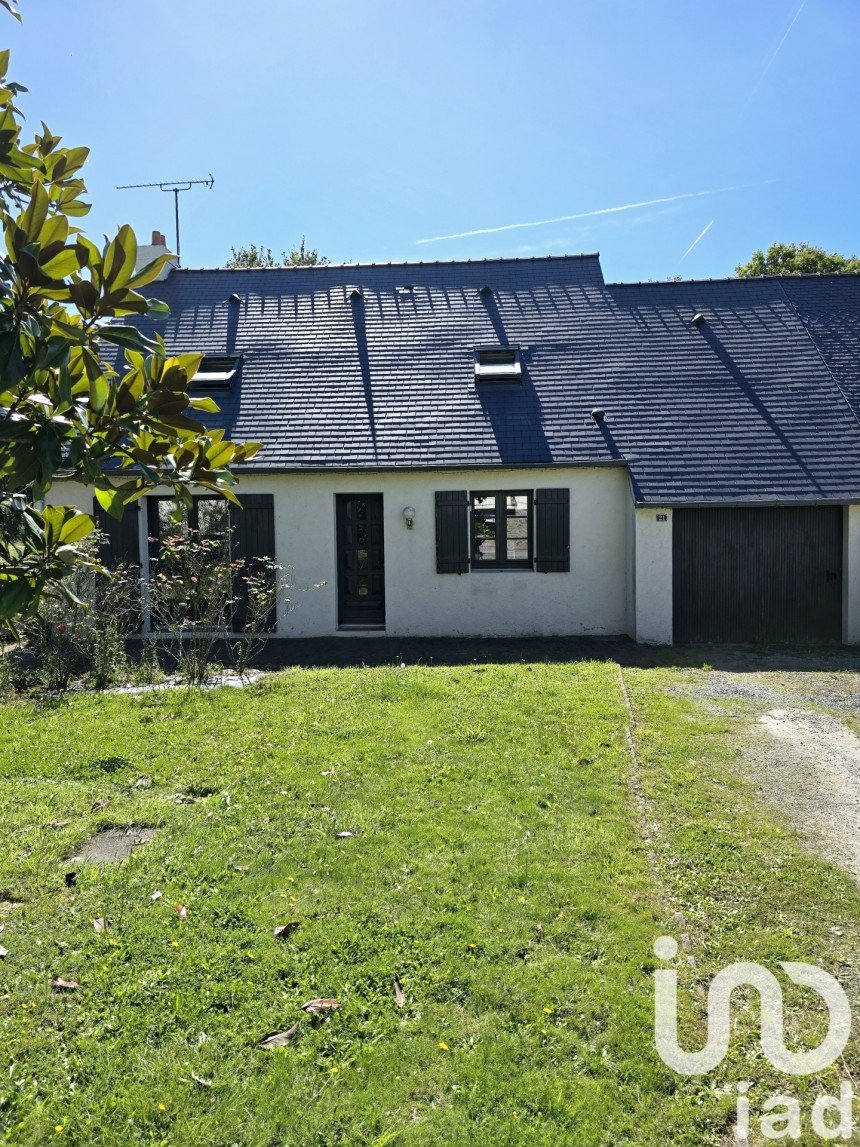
[287,238,328,266]
[226,237,328,268]
[736,242,860,277]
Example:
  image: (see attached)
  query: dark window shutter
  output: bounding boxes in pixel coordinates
[535,488,570,572]
[92,499,143,632]
[92,499,141,568]
[435,491,469,573]
[229,494,276,631]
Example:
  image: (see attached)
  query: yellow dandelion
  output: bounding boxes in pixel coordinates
[158,1103,166,1112]
[543,1007,553,1015]
[438,1041,449,1051]
[171,941,180,948]
[468,943,477,950]
[54,1126,63,1135]
[330,1066,339,1074]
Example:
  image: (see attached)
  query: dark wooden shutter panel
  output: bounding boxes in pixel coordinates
[92,499,141,568]
[435,491,469,574]
[229,494,276,631]
[92,499,143,632]
[535,488,570,572]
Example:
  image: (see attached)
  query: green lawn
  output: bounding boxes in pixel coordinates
[0,660,858,1145]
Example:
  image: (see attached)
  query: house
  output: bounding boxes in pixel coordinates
[53,242,860,644]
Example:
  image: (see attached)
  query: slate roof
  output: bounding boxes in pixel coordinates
[135,254,860,505]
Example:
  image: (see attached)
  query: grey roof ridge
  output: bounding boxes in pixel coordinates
[607,270,860,287]
[172,252,602,272]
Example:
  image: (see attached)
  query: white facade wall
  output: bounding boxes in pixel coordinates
[843,505,860,645]
[45,479,860,644]
[633,506,673,645]
[51,466,633,640]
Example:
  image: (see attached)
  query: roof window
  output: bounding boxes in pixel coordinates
[474,346,521,383]
[191,355,240,391]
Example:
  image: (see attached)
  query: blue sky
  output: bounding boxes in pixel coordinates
[7,1,859,280]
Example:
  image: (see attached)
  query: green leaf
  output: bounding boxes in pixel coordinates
[40,246,82,279]
[127,252,175,290]
[89,372,109,414]
[93,478,124,519]
[20,179,50,241]
[102,223,137,290]
[99,324,157,353]
[188,396,220,413]
[146,298,170,320]
[57,510,94,545]
[69,279,99,314]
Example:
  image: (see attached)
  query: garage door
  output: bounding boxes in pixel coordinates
[673,507,843,644]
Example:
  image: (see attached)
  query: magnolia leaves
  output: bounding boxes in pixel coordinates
[0,48,260,623]
[0,501,97,624]
[4,189,168,313]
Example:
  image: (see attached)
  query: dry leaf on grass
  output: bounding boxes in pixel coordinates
[91,798,110,812]
[150,890,162,901]
[393,977,406,1008]
[301,998,339,1015]
[274,921,300,941]
[257,1023,299,1049]
[46,820,70,830]
[0,945,8,959]
[335,831,354,839]
[50,977,78,992]
[92,918,105,933]
[190,1073,212,1087]
[175,904,188,919]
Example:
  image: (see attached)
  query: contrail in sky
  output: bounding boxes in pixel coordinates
[749,0,806,99]
[680,220,715,262]
[415,182,769,244]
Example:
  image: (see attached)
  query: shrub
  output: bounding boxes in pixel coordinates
[147,527,235,687]
[18,531,141,691]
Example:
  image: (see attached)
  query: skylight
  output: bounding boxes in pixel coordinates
[474,347,522,383]
[191,355,240,390]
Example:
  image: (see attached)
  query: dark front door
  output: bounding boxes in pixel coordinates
[673,506,843,644]
[336,494,385,627]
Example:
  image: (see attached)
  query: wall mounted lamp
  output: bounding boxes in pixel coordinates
[402,506,416,529]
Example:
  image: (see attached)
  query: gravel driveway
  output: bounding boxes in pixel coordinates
[672,655,860,883]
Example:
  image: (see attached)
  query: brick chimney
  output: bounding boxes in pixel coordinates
[134,228,177,280]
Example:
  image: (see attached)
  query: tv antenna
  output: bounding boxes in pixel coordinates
[115,174,214,264]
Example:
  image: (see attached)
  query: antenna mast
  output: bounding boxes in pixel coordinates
[115,174,214,264]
